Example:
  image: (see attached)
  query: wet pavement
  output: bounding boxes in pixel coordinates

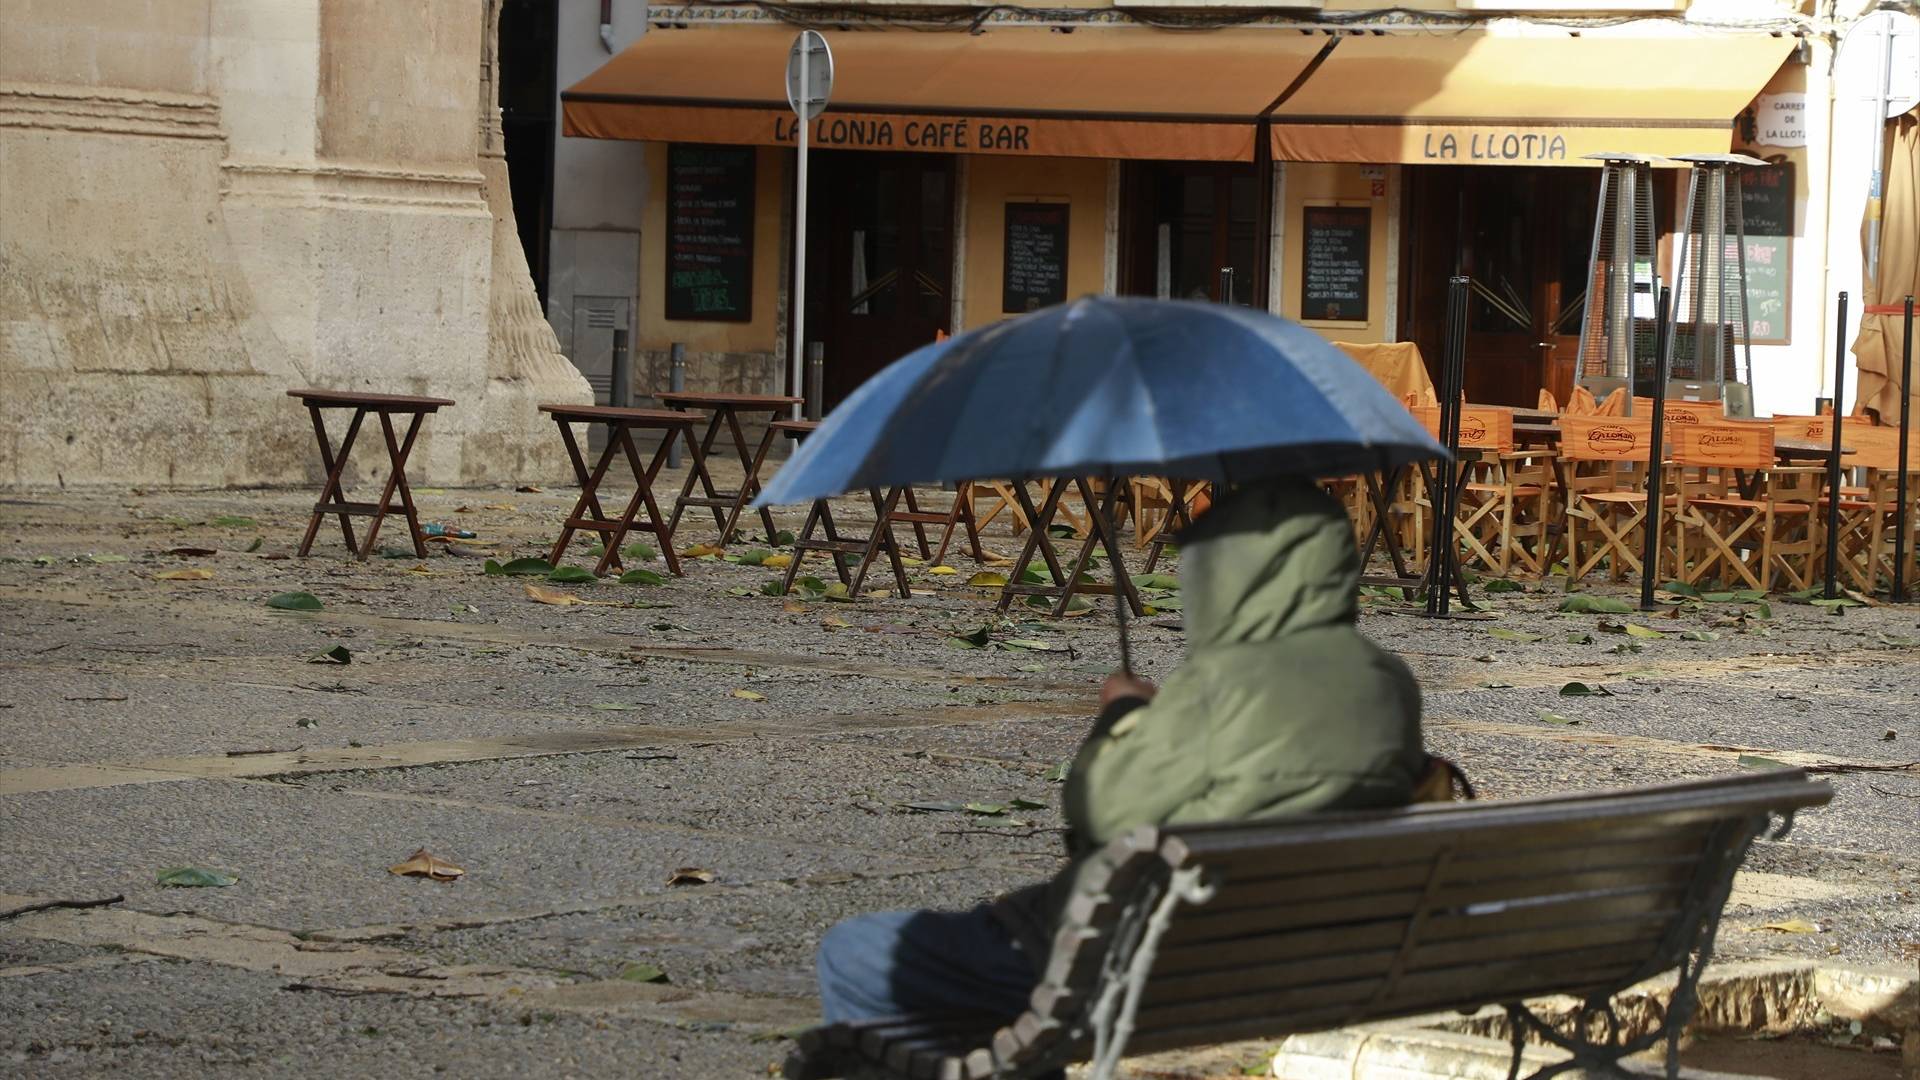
[2,476,1915,1077]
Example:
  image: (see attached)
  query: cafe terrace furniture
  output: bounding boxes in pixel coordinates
[289,389,454,561]
[1560,415,1656,584]
[538,404,703,577]
[658,391,803,545]
[769,420,912,600]
[994,477,1145,619]
[1668,422,1824,592]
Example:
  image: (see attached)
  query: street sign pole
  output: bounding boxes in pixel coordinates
[792,46,809,422]
[787,32,833,421]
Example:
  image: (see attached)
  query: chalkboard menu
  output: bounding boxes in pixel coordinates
[1002,202,1069,313]
[1301,205,1370,322]
[666,145,755,322]
[1738,161,1793,345]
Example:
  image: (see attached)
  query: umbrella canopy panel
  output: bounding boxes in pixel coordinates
[755,297,1446,506]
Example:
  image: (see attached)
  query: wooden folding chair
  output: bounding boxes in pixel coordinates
[1566,385,1600,416]
[1670,423,1824,591]
[1782,422,1920,593]
[1537,388,1560,413]
[1416,406,1553,576]
[1560,416,1655,584]
[1594,387,1628,417]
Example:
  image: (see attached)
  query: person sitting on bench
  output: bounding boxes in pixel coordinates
[813,477,1431,1053]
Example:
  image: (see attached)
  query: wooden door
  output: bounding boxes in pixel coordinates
[1120,162,1259,305]
[805,152,954,409]
[1404,167,1599,407]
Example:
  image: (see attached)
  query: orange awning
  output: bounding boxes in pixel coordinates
[1270,33,1797,166]
[562,26,1328,162]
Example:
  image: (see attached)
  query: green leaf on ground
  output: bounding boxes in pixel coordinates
[86,553,129,564]
[1488,628,1544,643]
[1738,754,1793,771]
[823,582,853,602]
[1130,573,1180,591]
[773,530,796,547]
[1659,581,1702,597]
[948,625,991,650]
[1623,623,1667,639]
[1482,579,1523,593]
[1539,712,1581,725]
[1559,594,1634,614]
[497,557,554,576]
[967,571,1008,588]
[619,963,670,984]
[589,703,645,711]
[736,548,774,566]
[211,515,258,528]
[964,802,1011,816]
[1007,798,1047,811]
[547,566,595,584]
[245,536,264,552]
[900,801,969,813]
[157,867,239,888]
[1001,639,1059,651]
[1748,601,1774,620]
[618,568,665,586]
[1565,632,1595,645]
[1678,629,1721,642]
[1559,681,1613,697]
[1042,760,1071,783]
[760,580,785,597]
[622,542,657,562]
[307,645,351,665]
[794,576,828,599]
[1701,591,1737,603]
[266,591,322,611]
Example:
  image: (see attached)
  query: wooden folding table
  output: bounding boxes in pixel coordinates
[658,391,802,545]
[539,404,703,577]
[994,477,1144,618]
[289,389,454,561]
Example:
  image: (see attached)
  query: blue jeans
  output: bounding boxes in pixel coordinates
[816,905,1041,1024]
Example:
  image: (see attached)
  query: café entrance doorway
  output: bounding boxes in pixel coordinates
[1118,161,1261,306]
[1401,166,1614,406]
[802,150,955,410]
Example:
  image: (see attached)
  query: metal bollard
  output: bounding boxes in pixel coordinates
[610,329,631,409]
[667,342,686,469]
[806,342,824,422]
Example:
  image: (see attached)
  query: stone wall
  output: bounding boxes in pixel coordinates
[0,0,589,490]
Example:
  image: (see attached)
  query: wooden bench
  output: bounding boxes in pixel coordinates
[785,771,1831,1080]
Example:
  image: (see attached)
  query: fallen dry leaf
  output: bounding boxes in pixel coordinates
[524,583,586,606]
[156,568,214,581]
[928,565,958,575]
[482,503,515,511]
[406,564,433,575]
[821,615,850,630]
[516,485,543,494]
[680,543,724,559]
[666,867,715,886]
[165,547,217,557]
[761,553,793,569]
[730,688,766,702]
[1753,918,1821,934]
[782,600,807,614]
[389,848,465,882]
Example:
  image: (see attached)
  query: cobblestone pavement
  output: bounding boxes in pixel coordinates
[2,476,1915,1078]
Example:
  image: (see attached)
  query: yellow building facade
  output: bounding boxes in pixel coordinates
[562,0,1891,419]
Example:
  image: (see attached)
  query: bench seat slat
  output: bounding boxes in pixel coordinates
[1130,942,1643,1032]
[1161,860,1696,948]
[1135,911,1676,1004]
[1205,825,1713,910]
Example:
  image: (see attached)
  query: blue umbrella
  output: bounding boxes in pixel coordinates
[755,296,1445,507]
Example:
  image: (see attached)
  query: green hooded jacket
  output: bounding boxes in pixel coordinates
[991,477,1426,957]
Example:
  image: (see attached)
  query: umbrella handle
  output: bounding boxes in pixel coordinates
[1108,496,1133,675]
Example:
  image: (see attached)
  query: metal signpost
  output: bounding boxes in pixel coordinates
[786,31,833,421]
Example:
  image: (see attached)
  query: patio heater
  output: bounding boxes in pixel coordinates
[1574,155,1660,411]
[1667,154,1769,417]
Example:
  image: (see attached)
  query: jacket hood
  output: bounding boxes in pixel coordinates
[1176,477,1359,650]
